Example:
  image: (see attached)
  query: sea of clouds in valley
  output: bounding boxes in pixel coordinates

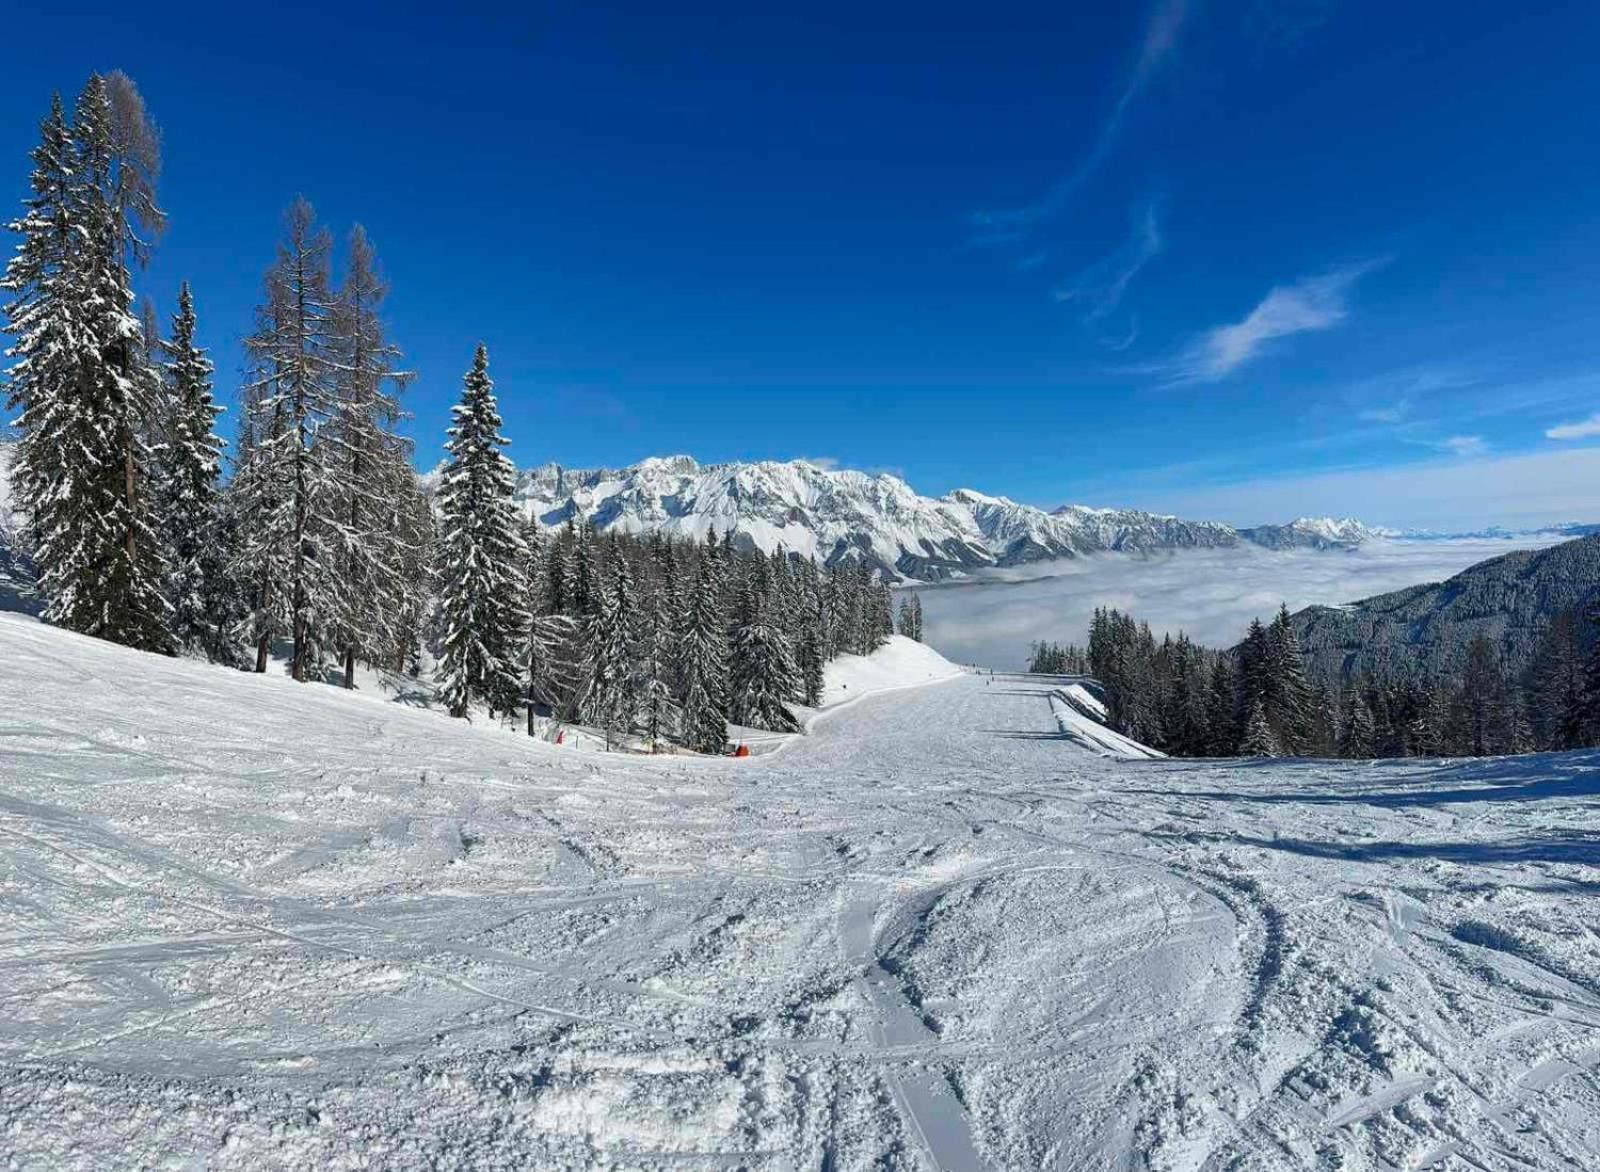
[911,536,1567,668]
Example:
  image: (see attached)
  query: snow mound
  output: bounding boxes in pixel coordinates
[821,634,963,708]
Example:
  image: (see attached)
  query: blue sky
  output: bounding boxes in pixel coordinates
[5,0,1600,528]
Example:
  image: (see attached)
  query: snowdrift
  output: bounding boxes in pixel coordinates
[1048,684,1165,759]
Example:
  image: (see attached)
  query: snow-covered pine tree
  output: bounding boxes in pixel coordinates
[1266,604,1314,753]
[1455,634,1513,756]
[798,612,825,707]
[730,558,800,732]
[677,557,731,753]
[4,77,172,652]
[1239,696,1280,757]
[1531,608,1589,749]
[435,345,528,718]
[78,73,170,652]
[229,285,292,673]
[238,199,345,680]
[1338,687,1375,758]
[327,226,414,688]
[897,589,924,642]
[382,462,434,676]
[638,584,679,750]
[1204,657,1239,754]
[3,95,78,578]
[153,282,226,657]
[870,576,894,652]
[580,556,638,746]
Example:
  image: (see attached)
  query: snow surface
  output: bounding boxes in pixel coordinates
[5,613,1600,1168]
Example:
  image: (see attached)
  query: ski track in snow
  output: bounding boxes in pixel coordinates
[4,615,1600,1168]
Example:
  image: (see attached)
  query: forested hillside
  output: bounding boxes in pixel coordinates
[1292,535,1600,685]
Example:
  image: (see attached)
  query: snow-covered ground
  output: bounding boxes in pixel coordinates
[4,614,1600,1168]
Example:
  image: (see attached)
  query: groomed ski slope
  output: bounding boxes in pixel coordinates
[3,614,1600,1169]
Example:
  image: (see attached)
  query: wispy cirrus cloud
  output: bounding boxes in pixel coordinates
[1153,259,1386,384]
[1547,413,1600,440]
[974,0,1191,231]
[1438,435,1488,458]
[1054,202,1164,322]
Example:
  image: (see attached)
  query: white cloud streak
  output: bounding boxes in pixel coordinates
[976,0,1190,229]
[1054,203,1163,321]
[1438,435,1487,457]
[1547,413,1600,440]
[1160,260,1384,383]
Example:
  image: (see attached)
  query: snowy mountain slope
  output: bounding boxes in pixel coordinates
[511,455,1391,581]
[1291,531,1600,685]
[1237,515,1377,550]
[6,614,1600,1168]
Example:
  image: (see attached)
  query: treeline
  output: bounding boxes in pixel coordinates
[2,72,906,751]
[1062,604,1600,760]
[433,351,898,749]
[1026,641,1089,675]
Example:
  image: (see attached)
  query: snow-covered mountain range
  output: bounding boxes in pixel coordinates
[509,455,1381,580]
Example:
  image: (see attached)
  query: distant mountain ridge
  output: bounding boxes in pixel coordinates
[510,455,1380,580]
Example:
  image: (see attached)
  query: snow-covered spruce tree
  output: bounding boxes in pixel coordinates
[897,589,923,642]
[798,611,825,708]
[1204,657,1240,754]
[730,558,800,732]
[327,225,414,688]
[4,77,172,652]
[638,584,679,750]
[153,282,227,657]
[870,577,894,652]
[1338,687,1375,758]
[436,345,528,719]
[579,556,639,747]
[381,462,434,676]
[521,519,579,732]
[1527,609,1587,749]
[676,557,731,753]
[1239,696,1280,757]
[1266,604,1314,753]
[228,291,293,673]
[238,199,345,681]
[2,95,77,575]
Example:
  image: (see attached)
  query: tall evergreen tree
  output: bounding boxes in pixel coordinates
[237,198,343,680]
[730,559,800,732]
[1532,608,1589,749]
[638,585,679,750]
[580,556,639,746]
[435,345,528,718]
[153,282,226,656]
[4,76,171,651]
[1240,696,1280,757]
[677,557,731,753]
[328,225,414,688]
